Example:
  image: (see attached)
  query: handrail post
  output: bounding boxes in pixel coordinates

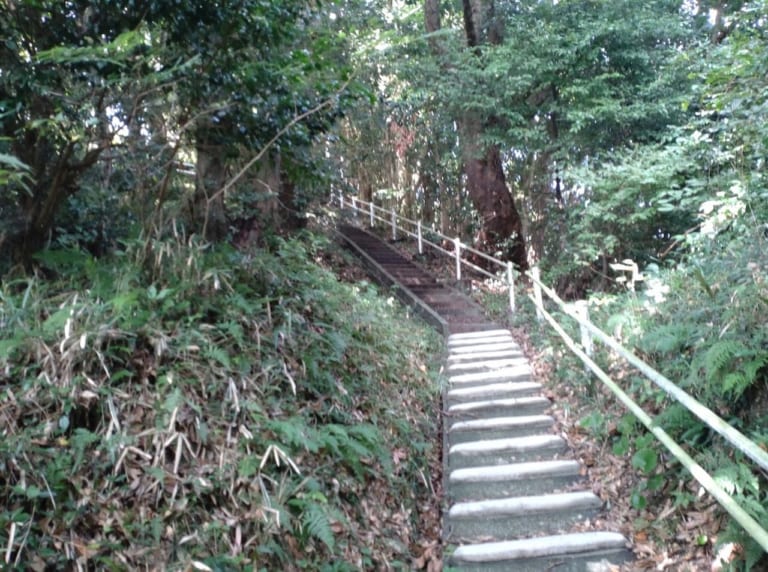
[532,267,543,321]
[391,208,397,240]
[417,221,423,255]
[369,202,374,228]
[454,238,462,281]
[339,192,344,209]
[574,300,593,357]
[352,197,357,217]
[507,262,515,312]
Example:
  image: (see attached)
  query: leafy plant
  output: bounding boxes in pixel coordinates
[0,230,441,569]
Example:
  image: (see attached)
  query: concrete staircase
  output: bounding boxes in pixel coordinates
[336,223,632,570]
[444,330,630,571]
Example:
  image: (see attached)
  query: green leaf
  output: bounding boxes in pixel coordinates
[612,435,630,456]
[0,336,25,360]
[204,345,231,369]
[630,490,647,510]
[238,455,260,479]
[646,474,665,492]
[0,153,31,172]
[25,485,42,499]
[631,448,658,474]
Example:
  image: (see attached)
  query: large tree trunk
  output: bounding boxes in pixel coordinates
[192,137,228,241]
[10,126,106,265]
[464,144,527,266]
[459,0,528,270]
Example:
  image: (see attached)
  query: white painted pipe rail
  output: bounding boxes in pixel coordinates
[333,190,768,552]
[530,274,768,474]
[340,192,513,284]
[534,299,768,552]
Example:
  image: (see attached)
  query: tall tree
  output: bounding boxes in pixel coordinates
[449,0,528,269]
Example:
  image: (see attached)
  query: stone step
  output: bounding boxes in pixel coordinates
[447,491,603,541]
[449,414,555,443]
[447,349,526,363]
[337,228,634,570]
[447,357,532,373]
[449,532,631,572]
[448,434,566,468]
[447,395,550,421]
[449,323,500,334]
[448,459,582,500]
[448,364,532,386]
[446,381,542,403]
[448,329,513,342]
[449,341,522,354]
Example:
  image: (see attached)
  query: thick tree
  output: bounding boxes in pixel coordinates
[0,2,145,263]
[425,0,527,269]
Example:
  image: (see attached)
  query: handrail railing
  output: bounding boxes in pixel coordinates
[339,193,518,311]
[333,190,768,552]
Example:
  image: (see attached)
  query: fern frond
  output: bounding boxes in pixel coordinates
[204,344,232,369]
[703,340,745,380]
[641,324,694,354]
[302,503,335,551]
[713,464,739,495]
[348,423,381,447]
[723,371,749,397]
[267,418,317,452]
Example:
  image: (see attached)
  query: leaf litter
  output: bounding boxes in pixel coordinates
[0,232,445,570]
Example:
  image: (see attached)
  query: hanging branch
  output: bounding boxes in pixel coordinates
[205,79,351,208]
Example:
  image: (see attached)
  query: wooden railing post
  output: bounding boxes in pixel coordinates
[574,300,593,357]
[417,221,423,255]
[369,202,374,228]
[339,192,344,209]
[454,238,462,281]
[391,208,397,240]
[507,262,515,312]
[351,197,358,218]
[532,267,543,321]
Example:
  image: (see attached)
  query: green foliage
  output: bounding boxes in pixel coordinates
[575,223,768,567]
[0,231,441,569]
[0,0,355,265]
[0,152,33,190]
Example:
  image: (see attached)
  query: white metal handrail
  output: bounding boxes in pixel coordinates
[339,193,517,311]
[333,190,768,551]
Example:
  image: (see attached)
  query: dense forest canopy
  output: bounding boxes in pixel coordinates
[2,0,768,569]
[2,0,764,278]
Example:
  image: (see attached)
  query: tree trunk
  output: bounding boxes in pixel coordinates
[459,0,527,270]
[464,144,527,266]
[10,126,106,265]
[278,159,305,230]
[193,137,228,241]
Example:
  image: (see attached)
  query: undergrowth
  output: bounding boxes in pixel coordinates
[476,231,768,570]
[0,229,442,570]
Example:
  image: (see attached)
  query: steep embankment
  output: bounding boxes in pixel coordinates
[0,233,443,570]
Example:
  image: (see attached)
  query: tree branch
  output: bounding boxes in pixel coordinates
[206,80,351,207]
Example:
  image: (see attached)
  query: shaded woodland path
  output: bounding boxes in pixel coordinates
[338,224,632,571]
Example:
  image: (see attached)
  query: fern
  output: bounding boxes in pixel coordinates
[700,341,767,398]
[641,323,695,355]
[713,464,740,495]
[718,492,768,571]
[302,502,335,551]
[722,371,750,397]
[703,340,745,381]
[203,344,232,369]
[315,424,384,476]
[267,418,318,453]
